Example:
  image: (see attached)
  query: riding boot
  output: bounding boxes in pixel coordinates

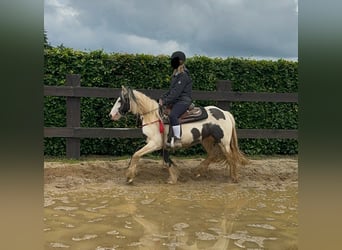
[166,125,182,148]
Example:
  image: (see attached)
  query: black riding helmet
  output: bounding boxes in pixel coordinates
[171,51,186,69]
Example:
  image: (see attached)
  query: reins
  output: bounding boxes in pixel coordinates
[141,119,161,127]
[139,106,163,129]
[140,107,159,116]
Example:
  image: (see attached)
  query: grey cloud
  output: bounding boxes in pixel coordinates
[45,0,297,59]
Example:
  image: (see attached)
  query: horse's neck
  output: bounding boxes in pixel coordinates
[133,91,159,119]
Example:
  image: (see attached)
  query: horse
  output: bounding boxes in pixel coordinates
[109,86,248,184]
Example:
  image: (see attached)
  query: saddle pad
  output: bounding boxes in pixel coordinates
[163,106,208,124]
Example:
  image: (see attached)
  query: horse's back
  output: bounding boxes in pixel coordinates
[204,106,234,122]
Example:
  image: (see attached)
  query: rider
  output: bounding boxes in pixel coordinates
[159,51,193,148]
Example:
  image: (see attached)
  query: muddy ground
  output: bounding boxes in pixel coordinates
[44,156,298,194]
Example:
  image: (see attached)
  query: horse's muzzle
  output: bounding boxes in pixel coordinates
[109,113,121,121]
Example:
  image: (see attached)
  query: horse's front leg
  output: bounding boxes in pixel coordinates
[161,149,180,184]
[126,141,161,184]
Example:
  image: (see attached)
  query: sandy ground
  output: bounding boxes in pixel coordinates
[44,156,298,194]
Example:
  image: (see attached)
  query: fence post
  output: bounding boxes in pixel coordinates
[216,80,232,111]
[66,74,81,159]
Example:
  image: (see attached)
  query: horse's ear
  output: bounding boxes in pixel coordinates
[121,85,128,95]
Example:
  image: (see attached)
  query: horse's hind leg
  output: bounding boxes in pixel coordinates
[218,142,238,183]
[194,156,214,178]
[194,137,216,178]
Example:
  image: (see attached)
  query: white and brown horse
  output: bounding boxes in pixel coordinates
[109,86,248,184]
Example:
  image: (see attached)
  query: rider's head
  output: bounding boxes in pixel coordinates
[170,51,186,69]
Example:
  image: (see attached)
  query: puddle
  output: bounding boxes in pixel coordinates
[44,183,297,249]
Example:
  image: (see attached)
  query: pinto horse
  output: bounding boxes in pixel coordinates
[109,86,248,184]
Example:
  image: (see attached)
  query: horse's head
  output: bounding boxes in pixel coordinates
[109,86,131,121]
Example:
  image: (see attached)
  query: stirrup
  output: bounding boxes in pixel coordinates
[166,137,182,148]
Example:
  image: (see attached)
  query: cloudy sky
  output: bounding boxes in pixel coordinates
[44,0,298,60]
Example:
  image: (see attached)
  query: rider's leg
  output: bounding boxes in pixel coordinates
[167,102,188,147]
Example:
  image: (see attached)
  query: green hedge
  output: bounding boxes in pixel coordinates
[44,47,298,156]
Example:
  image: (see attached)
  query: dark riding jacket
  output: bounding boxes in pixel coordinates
[161,68,192,107]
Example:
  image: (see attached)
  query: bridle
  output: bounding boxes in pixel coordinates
[118,92,130,115]
[117,88,164,132]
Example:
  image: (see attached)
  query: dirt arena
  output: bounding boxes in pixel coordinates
[44,156,298,249]
[44,156,298,193]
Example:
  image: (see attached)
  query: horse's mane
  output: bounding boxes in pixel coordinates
[128,89,159,117]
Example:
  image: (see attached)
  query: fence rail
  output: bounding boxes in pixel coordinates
[44,74,298,159]
[44,127,298,139]
[44,85,298,102]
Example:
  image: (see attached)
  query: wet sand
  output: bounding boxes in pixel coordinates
[44,156,298,249]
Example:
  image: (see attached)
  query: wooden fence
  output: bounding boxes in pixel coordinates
[44,74,298,159]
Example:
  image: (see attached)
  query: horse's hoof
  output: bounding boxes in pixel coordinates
[167,179,177,185]
[126,178,134,184]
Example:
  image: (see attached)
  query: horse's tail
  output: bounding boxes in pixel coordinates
[228,116,249,166]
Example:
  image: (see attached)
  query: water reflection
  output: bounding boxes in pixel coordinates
[44,183,297,249]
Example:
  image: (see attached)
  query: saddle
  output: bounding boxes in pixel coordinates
[162,103,208,124]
